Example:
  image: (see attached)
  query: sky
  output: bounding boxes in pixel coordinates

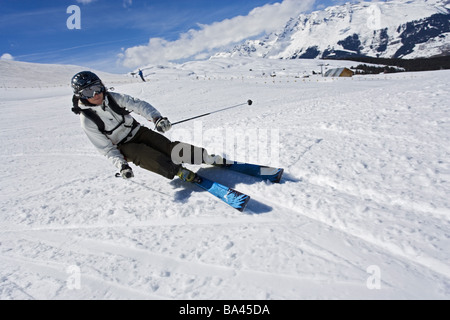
[0,0,358,73]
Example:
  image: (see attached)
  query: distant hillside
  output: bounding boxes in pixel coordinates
[0,60,132,88]
[327,55,450,73]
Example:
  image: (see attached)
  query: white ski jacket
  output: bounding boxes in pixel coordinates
[78,92,162,169]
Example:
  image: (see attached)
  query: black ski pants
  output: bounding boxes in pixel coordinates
[118,126,207,179]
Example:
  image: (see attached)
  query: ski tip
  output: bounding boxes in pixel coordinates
[263,168,284,183]
[193,174,250,212]
[273,168,284,183]
[237,195,251,212]
[228,190,251,212]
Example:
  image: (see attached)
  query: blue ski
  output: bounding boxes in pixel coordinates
[193,174,250,212]
[221,162,284,183]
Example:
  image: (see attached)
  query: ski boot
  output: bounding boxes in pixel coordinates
[176,167,197,182]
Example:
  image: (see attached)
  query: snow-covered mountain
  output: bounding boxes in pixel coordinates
[215,0,450,60]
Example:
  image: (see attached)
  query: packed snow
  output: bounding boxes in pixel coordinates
[0,57,449,300]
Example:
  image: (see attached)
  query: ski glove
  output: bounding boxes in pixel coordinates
[155,117,172,133]
[120,164,134,179]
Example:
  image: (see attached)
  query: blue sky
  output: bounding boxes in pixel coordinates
[0,0,354,73]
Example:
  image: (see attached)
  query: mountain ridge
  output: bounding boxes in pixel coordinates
[214,0,450,61]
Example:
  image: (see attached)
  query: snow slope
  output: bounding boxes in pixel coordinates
[0,58,449,300]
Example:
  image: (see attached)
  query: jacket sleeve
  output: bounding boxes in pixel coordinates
[80,115,128,170]
[109,91,162,122]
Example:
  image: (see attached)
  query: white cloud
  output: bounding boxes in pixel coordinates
[123,0,132,8]
[76,0,97,4]
[1,53,14,61]
[120,0,315,68]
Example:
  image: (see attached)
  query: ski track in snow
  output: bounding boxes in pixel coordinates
[0,58,449,299]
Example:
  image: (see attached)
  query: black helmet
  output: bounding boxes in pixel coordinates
[71,71,103,97]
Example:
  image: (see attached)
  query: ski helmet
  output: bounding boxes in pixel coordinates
[71,71,104,97]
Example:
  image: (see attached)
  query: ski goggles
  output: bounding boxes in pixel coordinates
[79,83,105,99]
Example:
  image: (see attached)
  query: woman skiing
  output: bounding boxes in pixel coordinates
[70,71,222,182]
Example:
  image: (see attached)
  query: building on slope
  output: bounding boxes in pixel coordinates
[324,67,354,77]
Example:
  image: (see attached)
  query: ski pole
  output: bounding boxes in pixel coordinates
[172,99,253,126]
